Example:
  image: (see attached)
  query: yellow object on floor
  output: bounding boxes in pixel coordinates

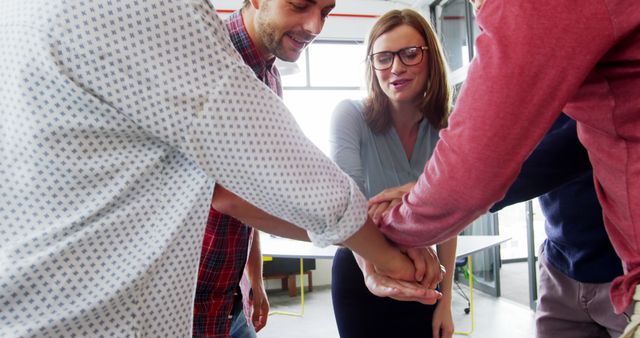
[455,255,475,335]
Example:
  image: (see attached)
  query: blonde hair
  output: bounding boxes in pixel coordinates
[363,9,452,133]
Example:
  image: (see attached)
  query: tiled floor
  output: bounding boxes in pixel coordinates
[258,284,535,338]
[500,261,540,309]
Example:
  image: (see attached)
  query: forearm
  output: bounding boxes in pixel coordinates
[246,231,264,286]
[436,238,457,301]
[212,184,413,279]
[212,185,310,241]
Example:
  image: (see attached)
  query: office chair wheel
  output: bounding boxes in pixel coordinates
[464,307,470,314]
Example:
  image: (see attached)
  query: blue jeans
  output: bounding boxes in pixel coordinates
[229,296,257,338]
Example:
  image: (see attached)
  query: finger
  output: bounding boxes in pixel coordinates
[367,283,400,298]
[425,249,442,289]
[380,198,402,220]
[438,264,446,286]
[389,279,441,300]
[369,189,396,204]
[440,322,454,338]
[418,249,436,289]
[416,289,442,305]
[367,203,378,220]
[253,306,267,332]
[371,202,389,224]
[428,263,445,290]
[252,308,261,331]
[433,322,440,338]
[365,275,420,298]
[389,294,428,302]
[392,280,428,295]
[443,326,454,338]
[392,288,441,304]
[256,314,267,332]
[260,306,269,330]
[370,182,414,204]
[385,283,429,301]
[406,249,426,282]
[254,318,265,332]
[373,278,441,303]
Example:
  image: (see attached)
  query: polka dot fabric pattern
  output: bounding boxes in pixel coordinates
[0,0,367,336]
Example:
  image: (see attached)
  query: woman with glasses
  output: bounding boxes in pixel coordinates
[329,9,456,338]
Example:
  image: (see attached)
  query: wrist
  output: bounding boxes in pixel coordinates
[438,292,453,305]
[250,279,265,289]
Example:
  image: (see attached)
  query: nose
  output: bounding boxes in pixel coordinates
[303,12,324,35]
[390,54,406,74]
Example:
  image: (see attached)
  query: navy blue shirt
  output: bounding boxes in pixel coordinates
[492,114,622,283]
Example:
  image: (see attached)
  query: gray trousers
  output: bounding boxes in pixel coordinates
[537,250,630,338]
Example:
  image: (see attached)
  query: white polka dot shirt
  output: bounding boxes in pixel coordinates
[0,1,367,336]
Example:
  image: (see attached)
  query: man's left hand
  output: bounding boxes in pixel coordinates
[250,283,269,332]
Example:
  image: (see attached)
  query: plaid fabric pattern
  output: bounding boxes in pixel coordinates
[225,10,282,97]
[192,9,282,338]
[193,207,251,337]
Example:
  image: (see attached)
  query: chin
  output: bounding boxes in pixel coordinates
[276,49,302,63]
[391,92,410,101]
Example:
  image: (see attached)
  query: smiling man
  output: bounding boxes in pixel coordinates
[193,1,336,337]
[245,0,333,61]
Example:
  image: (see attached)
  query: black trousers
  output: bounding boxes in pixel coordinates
[331,248,436,338]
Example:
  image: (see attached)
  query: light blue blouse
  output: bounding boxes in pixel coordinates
[329,99,440,199]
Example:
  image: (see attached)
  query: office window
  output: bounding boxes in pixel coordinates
[498,200,547,260]
[280,41,367,155]
[283,90,365,154]
[307,43,366,88]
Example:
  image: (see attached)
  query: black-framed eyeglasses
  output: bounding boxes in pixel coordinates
[369,46,429,71]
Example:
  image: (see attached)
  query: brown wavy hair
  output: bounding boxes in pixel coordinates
[363,9,452,133]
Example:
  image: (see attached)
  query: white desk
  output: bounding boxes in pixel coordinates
[261,234,510,260]
[261,236,337,259]
[456,235,510,257]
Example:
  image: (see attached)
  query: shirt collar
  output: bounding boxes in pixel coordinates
[225,10,276,76]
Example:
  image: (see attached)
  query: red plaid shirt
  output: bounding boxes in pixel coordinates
[192,9,282,338]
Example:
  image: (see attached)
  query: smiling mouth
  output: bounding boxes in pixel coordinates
[286,33,312,47]
[391,79,411,86]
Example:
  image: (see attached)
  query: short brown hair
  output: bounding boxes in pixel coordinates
[243,0,251,8]
[363,9,452,133]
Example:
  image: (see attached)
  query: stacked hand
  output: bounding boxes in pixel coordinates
[368,181,416,224]
[357,181,446,304]
[354,246,444,305]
